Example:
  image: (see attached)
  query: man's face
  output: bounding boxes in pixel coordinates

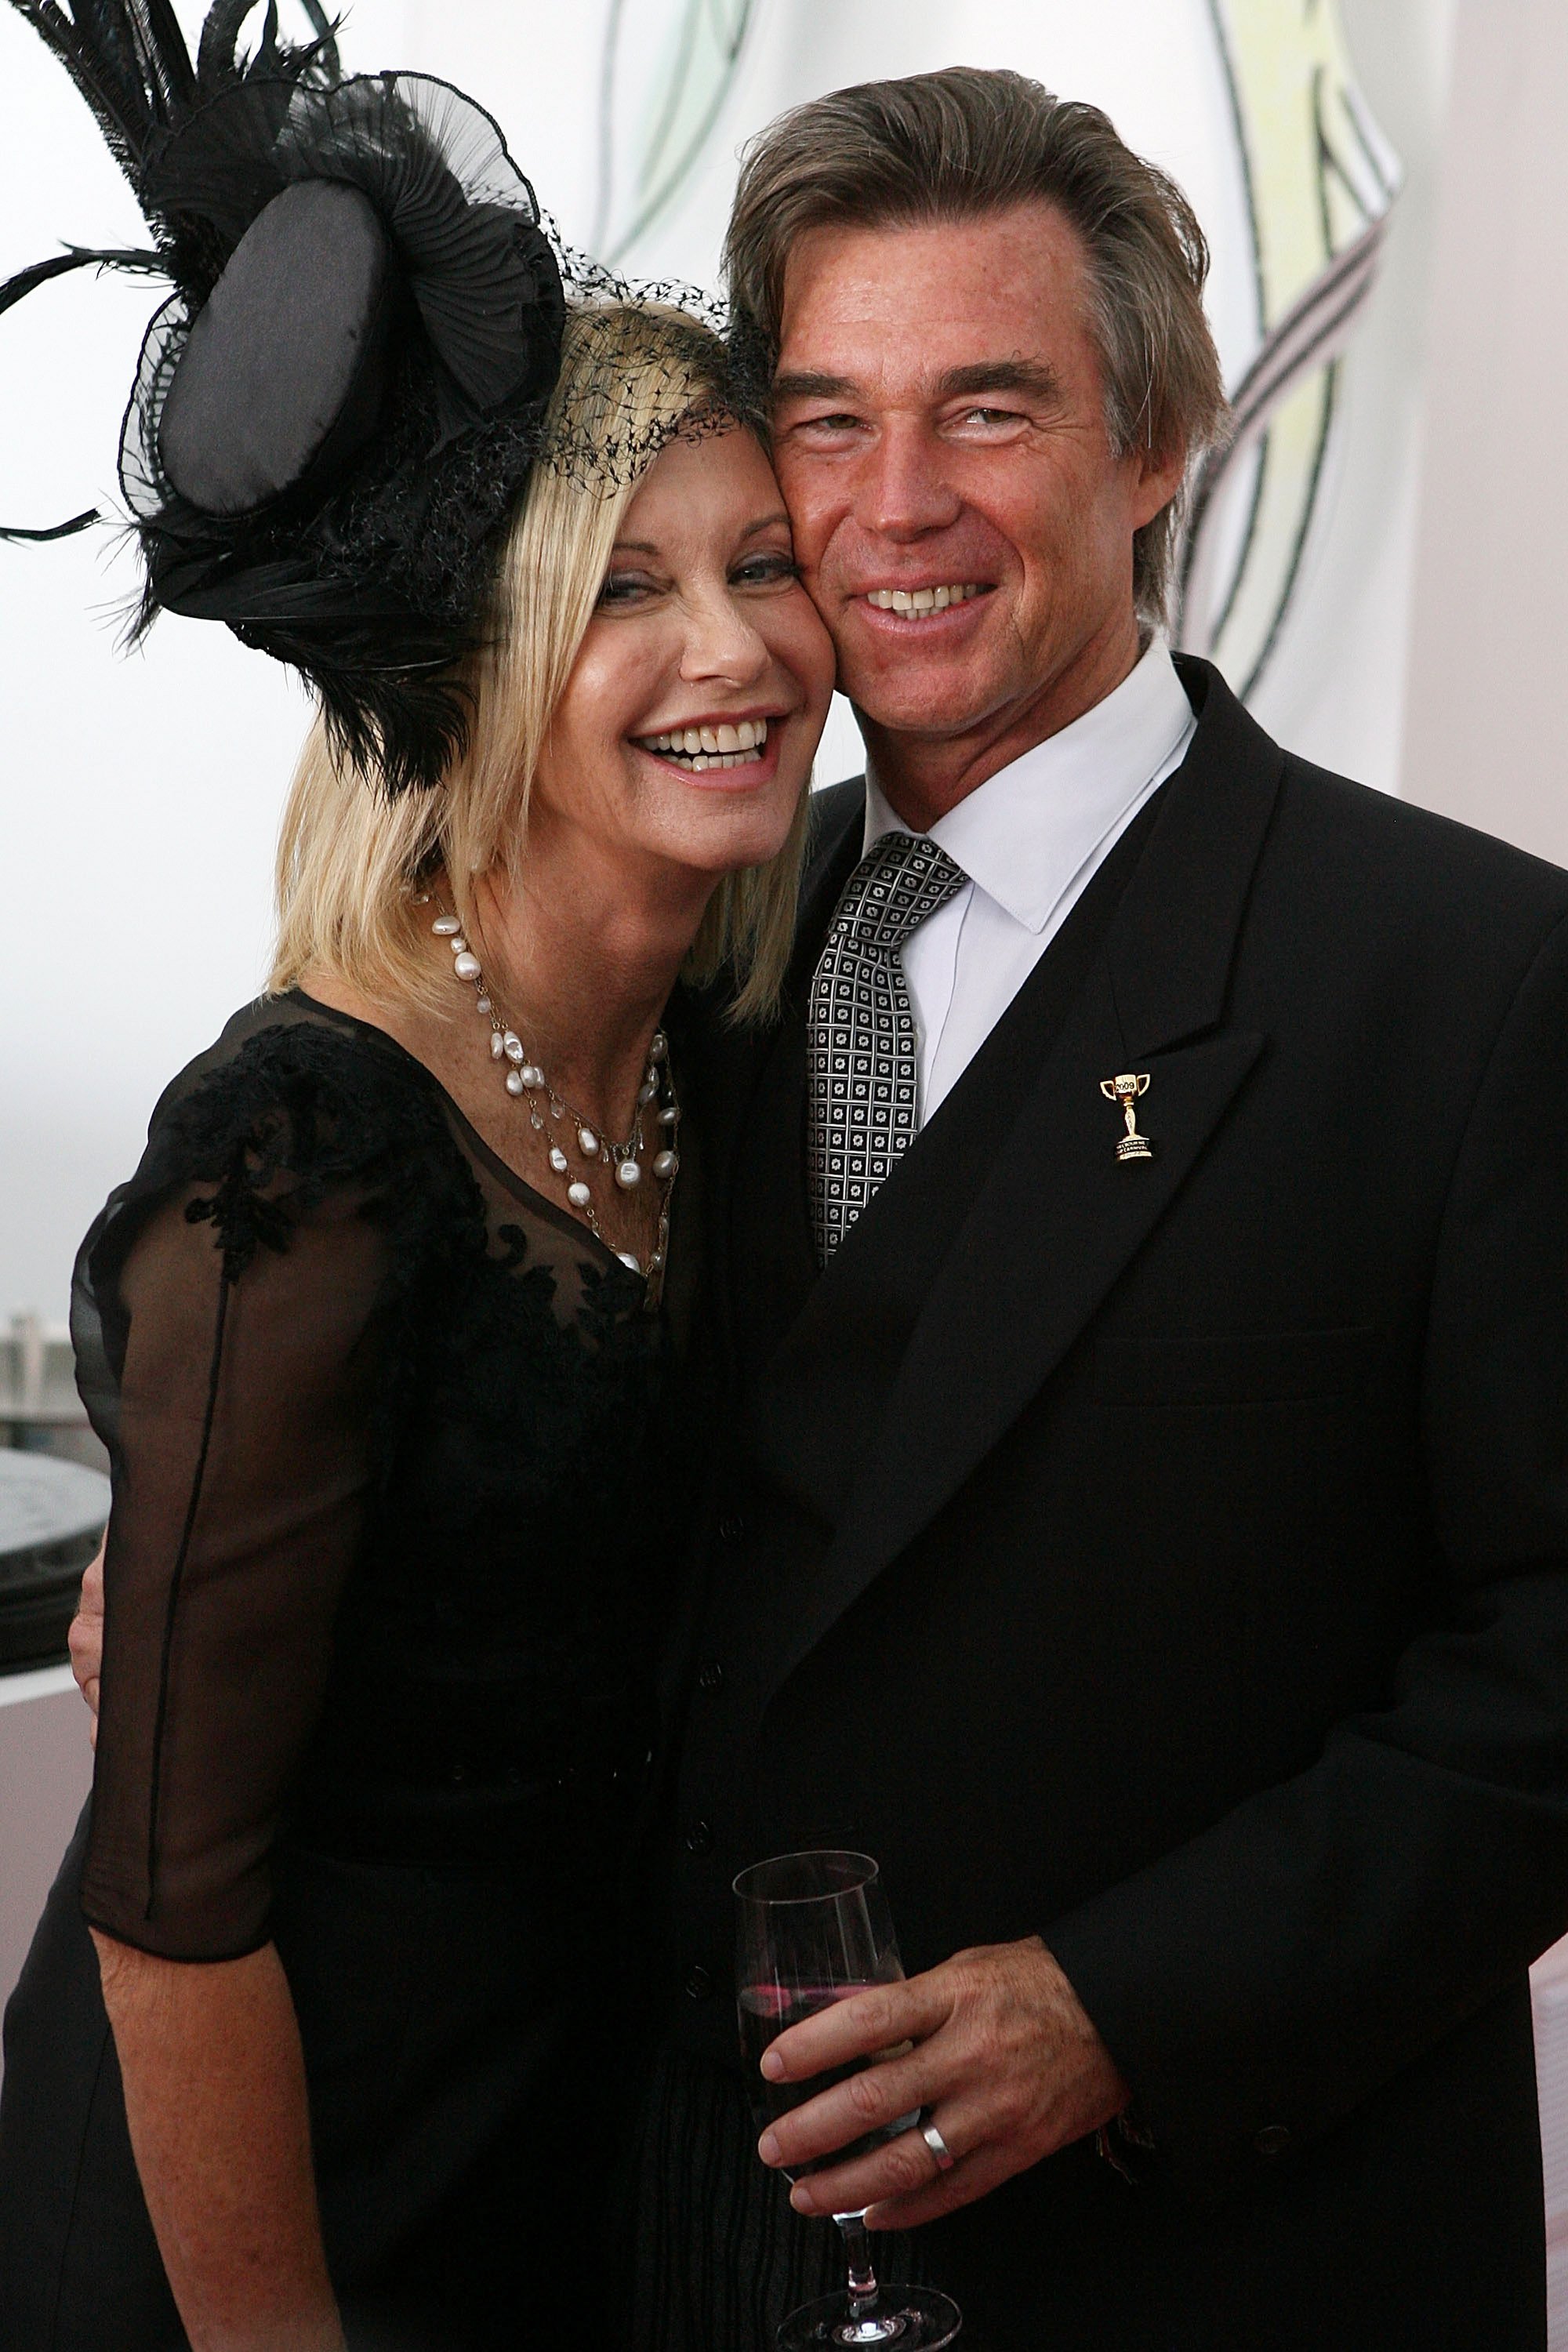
[769,205,1185,753]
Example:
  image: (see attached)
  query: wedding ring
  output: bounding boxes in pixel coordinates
[920,2111,956,2172]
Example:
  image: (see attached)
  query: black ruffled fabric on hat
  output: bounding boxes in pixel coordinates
[0,4,646,795]
[111,64,571,791]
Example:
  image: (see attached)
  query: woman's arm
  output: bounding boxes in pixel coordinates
[74,1027,423,2338]
[69,1543,104,1746]
[94,1932,345,2352]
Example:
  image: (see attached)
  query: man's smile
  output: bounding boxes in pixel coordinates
[862,582,987,614]
[851,581,997,630]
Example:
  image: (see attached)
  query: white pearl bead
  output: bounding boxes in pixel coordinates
[658,1106,678,1127]
[490,1033,506,1060]
[654,1149,678,1179]
[567,1181,592,1208]
[432,915,461,936]
[475,996,492,1014]
[506,1069,526,1096]
[549,1147,568,1173]
[452,951,481,981]
[579,1127,599,1156]
[616,1250,641,1272]
[615,1157,641,1189]
[637,1082,657,1106]
[520,1065,544,1089]
[449,937,467,956]
[503,1034,524,1063]
[650,1034,667,1062]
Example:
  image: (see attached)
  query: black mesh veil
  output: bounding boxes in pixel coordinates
[2,5,745,793]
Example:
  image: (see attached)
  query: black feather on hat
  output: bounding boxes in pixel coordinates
[2,2,569,793]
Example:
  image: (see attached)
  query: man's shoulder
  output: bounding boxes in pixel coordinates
[795,775,868,912]
[1270,750,1568,938]
[807,775,866,852]
[1183,656,1568,935]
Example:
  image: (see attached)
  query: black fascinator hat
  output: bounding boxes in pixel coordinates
[0,2,618,793]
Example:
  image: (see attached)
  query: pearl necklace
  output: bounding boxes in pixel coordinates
[430,908,680,1295]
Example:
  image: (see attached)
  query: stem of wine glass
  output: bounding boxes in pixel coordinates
[836,2213,880,2318]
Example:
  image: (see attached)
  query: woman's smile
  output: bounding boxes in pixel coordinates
[536,426,835,876]
[631,710,789,783]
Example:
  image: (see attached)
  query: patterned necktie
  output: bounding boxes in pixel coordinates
[808,830,967,1264]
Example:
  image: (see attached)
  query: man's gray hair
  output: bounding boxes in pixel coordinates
[724,67,1229,626]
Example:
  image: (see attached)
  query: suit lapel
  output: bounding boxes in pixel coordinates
[724,782,865,1384]
[744,782,1167,1527]
[655,784,863,1730]
[760,660,1286,1699]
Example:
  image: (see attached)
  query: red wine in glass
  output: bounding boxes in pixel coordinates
[735,1851,963,2350]
[739,1981,921,2175]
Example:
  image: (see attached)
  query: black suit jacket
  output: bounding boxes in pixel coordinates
[661,659,1568,2347]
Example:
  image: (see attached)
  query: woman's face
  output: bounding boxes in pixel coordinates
[531,427,836,887]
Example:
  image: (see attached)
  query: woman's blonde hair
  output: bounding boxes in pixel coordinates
[270,303,808,1024]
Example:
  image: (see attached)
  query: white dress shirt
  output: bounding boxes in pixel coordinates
[860,641,1197,1122]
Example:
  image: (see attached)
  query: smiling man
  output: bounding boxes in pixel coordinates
[629,66,1568,2352]
[769,203,1182,828]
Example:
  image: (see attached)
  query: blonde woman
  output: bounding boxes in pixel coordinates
[0,299,834,2352]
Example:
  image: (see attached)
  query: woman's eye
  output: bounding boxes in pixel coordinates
[731,553,799,589]
[597,572,656,607]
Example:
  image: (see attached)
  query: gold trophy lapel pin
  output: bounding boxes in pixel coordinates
[1100,1073,1153,1162]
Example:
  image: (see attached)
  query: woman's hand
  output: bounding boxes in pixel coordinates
[69,1543,105,1746]
[93,1933,347,2351]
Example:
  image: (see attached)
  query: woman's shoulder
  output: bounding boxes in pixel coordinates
[74,996,473,1415]
[130,992,463,1241]
[155,989,430,1106]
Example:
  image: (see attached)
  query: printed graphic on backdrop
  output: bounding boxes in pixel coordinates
[593,0,758,263]
[1178,0,1401,695]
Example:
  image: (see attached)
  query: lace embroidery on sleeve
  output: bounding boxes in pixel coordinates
[82,1018,462,1957]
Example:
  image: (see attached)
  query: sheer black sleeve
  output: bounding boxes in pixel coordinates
[75,1017,428,1962]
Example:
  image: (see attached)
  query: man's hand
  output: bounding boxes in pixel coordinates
[69,1542,106,1748]
[755,1936,1129,2230]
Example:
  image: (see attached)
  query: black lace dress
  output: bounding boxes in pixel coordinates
[0,991,703,2352]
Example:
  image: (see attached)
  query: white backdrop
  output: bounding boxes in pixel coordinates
[0,0,1456,1326]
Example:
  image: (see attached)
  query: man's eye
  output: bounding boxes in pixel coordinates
[954,406,1029,430]
[793,412,864,437]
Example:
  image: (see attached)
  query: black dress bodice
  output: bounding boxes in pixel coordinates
[72,990,699,1962]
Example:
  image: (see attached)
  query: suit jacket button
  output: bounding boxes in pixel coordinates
[698,1660,725,1692]
[684,1964,713,2001]
[685,1820,715,1855]
[719,1514,746,1544]
[1254,2124,1293,2158]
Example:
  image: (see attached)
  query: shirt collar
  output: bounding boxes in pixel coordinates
[862,641,1196,935]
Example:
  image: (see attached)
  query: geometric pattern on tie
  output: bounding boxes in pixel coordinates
[807,830,967,1265]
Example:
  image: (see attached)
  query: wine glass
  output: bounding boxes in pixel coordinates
[735,1849,963,2350]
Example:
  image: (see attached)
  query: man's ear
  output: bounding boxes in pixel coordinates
[1129,436,1190,532]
